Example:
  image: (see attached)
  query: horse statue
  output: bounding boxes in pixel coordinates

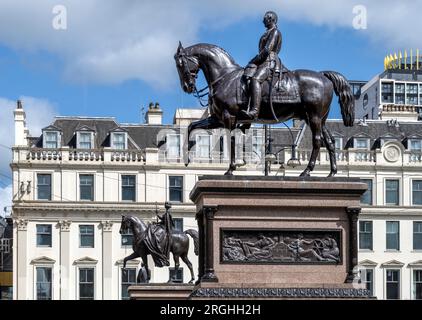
[174,42,355,177]
[119,214,199,283]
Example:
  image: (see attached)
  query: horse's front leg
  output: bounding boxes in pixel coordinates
[123,252,140,269]
[224,135,237,176]
[141,253,151,283]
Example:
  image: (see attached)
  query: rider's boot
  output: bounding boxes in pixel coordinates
[240,79,261,120]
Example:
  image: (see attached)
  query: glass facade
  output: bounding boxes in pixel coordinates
[395,83,405,104]
[406,84,418,105]
[381,82,394,103]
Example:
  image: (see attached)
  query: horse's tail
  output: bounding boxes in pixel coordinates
[185,229,199,255]
[322,71,355,127]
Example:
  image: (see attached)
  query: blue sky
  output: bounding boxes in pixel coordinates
[0,0,421,209]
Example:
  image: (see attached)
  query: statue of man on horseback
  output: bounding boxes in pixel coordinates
[241,10,286,120]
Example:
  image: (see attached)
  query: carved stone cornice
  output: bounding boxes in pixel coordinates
[58,220,72,232]
[15,218,28,231]
[101,220,113,232]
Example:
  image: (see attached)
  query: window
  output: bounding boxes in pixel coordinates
[386,221,400,250]
[361,269,374,296]
[80,174,94,201]
[334,137,342,149]
[36,267,52,300]
[407,84,418,105]
[385,179,399,205]
[414,222,422,250]
[361,179,373,205]
[355,138,369,149]
[252,135,264,161]
[79,225,94,248]
[112,133,126,150]
[413,181,422,205]
[395,83,405,104]
[78,132,92,149]
[410,139,422,151]
[169,176,183,202]
[167,134,181,158]
[381,82,393,103]
[37,174,51,201]
[359,221,373,250]
[386,269,400,300]
[36,225,52,247]
[122,175,136,202]
[173,218,183,232]
[169,268,183,283]
[121,268,137,300]
[414,270,422,300]
[79,268,94,300]
[44,131,59,149]
[196,135,211,158]
[121,229,133,246]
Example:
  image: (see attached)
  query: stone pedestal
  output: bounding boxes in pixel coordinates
[189,176,371,299]
[128,284,194,300]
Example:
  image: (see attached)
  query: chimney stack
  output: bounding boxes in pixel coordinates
[145,102,163,125]
[14,100,27,146]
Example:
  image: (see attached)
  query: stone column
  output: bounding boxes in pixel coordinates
[101,221,113,300]
[201,206,218,283]
[195,210,204,284]
[16,219,28,300]
[346,207,361,283]
[58,220,71,300]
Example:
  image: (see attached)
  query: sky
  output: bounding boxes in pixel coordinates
[0,0,421,211]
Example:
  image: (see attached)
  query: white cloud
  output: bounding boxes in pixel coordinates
[0,1,420,87]
[0,96,58,193]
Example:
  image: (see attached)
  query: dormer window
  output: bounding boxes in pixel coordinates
[167,134,181,158]
[410,139,422,151]
[77,132,94,149]
[43,131,60,149]
[196,135,211,158]
[111,132,127,150]
[355,138,369,150]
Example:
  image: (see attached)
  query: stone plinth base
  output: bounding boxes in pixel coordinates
[128,284,194,300]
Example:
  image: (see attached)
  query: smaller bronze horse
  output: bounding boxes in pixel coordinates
[119,215,199,283]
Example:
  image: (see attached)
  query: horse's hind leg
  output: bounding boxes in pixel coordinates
[300,114,322,177]
[169,254,180,283]
[322,125,337,177]
[181,253,195,284]
[224,134,237,176]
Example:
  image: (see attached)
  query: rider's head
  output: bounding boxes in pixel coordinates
[263,11,278,28]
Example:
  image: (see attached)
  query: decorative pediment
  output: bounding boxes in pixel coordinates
[75,124,95,132]
[115,259,140,267]
[381,260,404,267]
[30,256,56,265]
[406,133,422,139]
[353,132,372,139]
[109,126,128,133]
[73,256,98,265]
[42,124,62,132]
[358,259,378,267]
[408,260,422,267]
[330,131,344,137]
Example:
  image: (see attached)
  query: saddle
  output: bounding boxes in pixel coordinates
[237,69,301,105]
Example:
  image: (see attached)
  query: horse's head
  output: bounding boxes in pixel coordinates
[119,215,132,234]
[174,41,199,94]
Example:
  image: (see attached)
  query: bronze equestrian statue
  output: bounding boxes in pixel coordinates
[119,203,199,283]
[175,11,355,177]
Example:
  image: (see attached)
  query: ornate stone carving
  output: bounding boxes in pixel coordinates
[190,287,371,298]
[58,220,72,232]
[16,219,28,231]
[383,145,401,162]
[101,220,113,232]
[221,230,341,264]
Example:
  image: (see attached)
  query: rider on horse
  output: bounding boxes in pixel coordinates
[241,11,286,121]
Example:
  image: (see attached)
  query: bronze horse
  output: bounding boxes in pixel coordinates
[174,43,355,177]
[119,215,199,283]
